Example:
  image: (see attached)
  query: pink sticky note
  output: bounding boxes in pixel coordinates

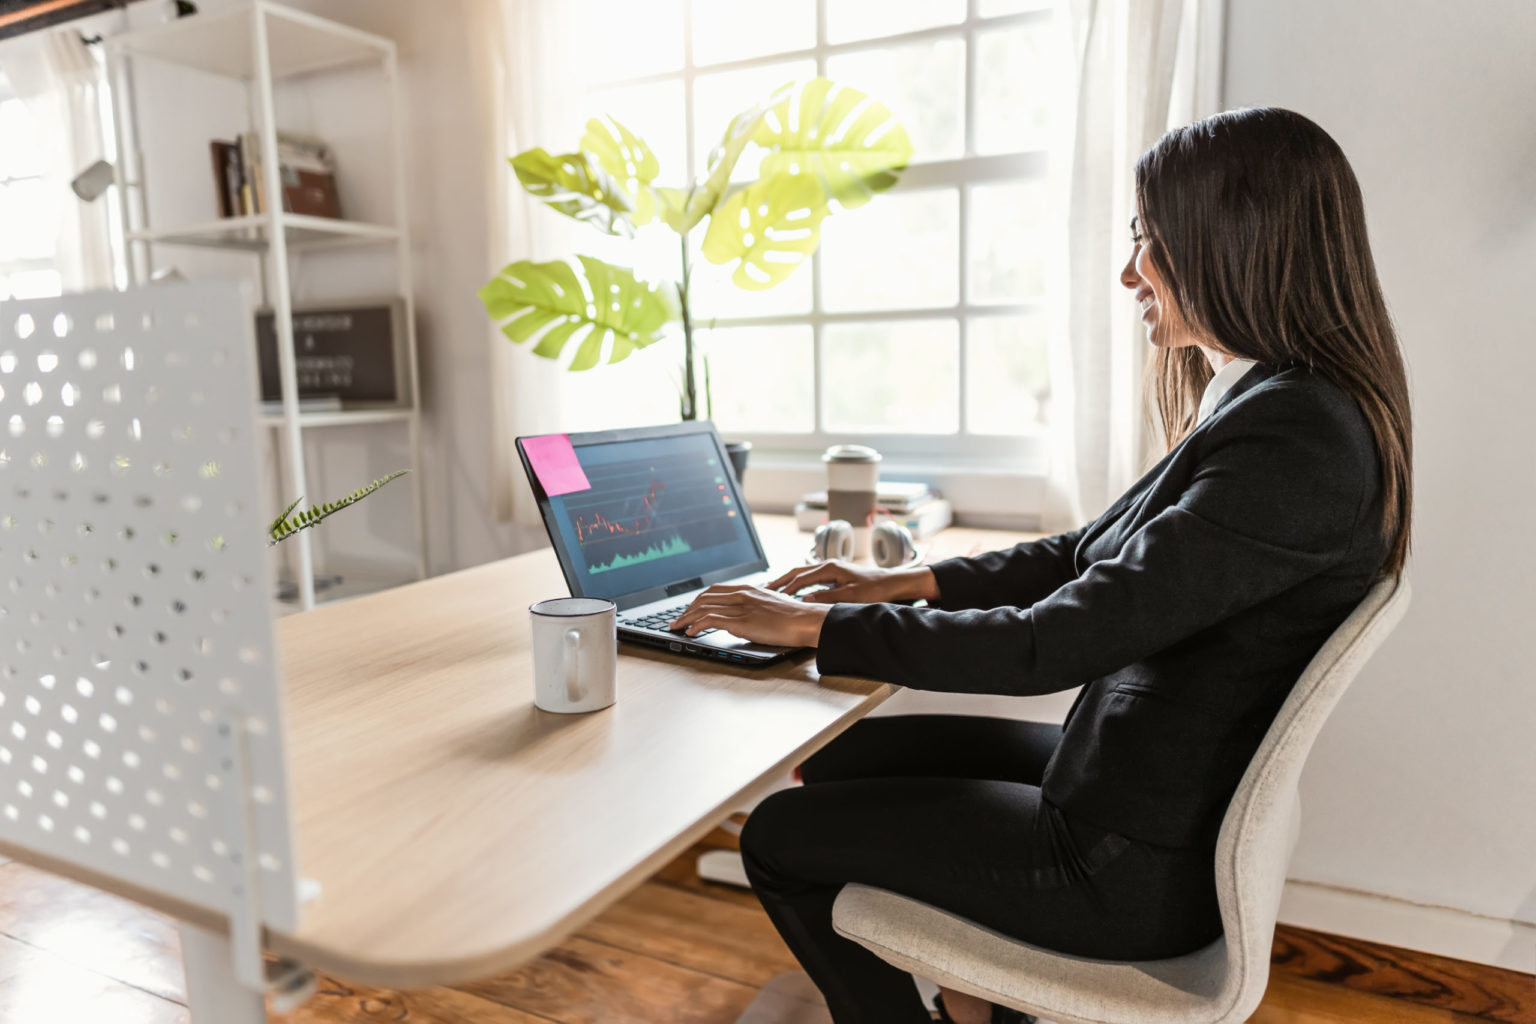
[524,434,591,497]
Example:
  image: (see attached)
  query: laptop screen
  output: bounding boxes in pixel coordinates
[530,425,765,606]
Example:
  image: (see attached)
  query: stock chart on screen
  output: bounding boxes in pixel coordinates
[546,433,759,600]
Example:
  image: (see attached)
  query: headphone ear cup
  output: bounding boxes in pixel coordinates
[871,520,916,568]
[814,519,854,561]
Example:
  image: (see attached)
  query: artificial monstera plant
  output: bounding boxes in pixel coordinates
[479,77,913,420]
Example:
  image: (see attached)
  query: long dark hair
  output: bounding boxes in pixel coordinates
[1135,107,1412,576]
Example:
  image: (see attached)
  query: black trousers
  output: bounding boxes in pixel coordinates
[739,715,1224,1024]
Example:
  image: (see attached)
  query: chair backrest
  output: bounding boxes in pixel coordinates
[1209,574,1410,1019]
[0,284,299,933]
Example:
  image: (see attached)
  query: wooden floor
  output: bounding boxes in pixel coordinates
[0,832,1514,1024]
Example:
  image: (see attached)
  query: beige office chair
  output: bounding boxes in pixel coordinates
[830,576,1410,1024]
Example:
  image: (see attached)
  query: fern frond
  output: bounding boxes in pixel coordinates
[268,470,409,546]
[268,496,303,538]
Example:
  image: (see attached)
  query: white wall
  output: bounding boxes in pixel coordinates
[1223,0,1536,969]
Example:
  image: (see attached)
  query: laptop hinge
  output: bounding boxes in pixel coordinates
[666,577,704,597]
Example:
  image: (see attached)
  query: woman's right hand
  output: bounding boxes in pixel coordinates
[767,559,940,606]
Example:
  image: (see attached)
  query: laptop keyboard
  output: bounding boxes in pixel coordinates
[621,603,717,637]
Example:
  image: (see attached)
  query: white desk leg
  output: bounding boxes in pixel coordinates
[697,848,752,888]
[733,971,832,1024]
[177,921,267,1024]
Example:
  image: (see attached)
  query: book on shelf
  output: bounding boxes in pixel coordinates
[276,132,342,218]
[794,496,953,539]
[209,140,236,218]
[215,130,342,219]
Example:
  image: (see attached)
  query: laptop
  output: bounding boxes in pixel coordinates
[517,420,803,666]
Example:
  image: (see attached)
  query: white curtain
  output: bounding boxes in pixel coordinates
[471,0,689,531]
[467,0,577,530]
[1041,0,1224,530]
[2,29,115,292]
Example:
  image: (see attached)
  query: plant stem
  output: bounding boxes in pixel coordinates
[678,232,697,421]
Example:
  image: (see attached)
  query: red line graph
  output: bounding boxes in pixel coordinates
[574,479,665,543]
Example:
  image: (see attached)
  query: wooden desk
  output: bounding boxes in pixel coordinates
[0,511,1035,1002]
[265,514,1034,988]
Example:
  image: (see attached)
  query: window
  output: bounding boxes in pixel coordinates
[566,1,1070,511]
[0,72,65,301]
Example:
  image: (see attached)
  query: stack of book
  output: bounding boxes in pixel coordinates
[210,131,342,219]
[794,481,953,538]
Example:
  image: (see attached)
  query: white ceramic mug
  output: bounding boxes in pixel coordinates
[530,597,617,713]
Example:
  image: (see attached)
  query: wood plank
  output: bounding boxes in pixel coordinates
[1252,974,1505,1024]
[0,932,189,1024]
[1271,924,1536,1024]
[458,936,757,1024]
[575,881,799,987]
[274,972,551,1024]
[0,860,186,1003]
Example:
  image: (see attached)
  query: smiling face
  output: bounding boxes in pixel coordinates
[1120,216,1200,351]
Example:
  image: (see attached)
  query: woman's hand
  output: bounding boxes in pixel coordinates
[669,585,833,648]
[767,559,940,606]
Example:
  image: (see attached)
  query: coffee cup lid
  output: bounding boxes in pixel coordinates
[822,444,882,464]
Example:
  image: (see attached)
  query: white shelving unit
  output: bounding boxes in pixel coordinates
[104,0,427,611]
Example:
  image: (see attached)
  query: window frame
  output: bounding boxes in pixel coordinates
[587,2,1061,520]
[0,78,59,296]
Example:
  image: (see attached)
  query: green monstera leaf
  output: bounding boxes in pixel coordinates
[675,77,911,236]
[479,255,677,370]
[581,116,663,227]
[754,78,912,210]
[701,175,826,289]
[669,99,770,234]
[511,148,634,236]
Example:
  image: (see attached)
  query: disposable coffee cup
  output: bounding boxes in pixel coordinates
[823,444,882,560]
[530,597,617,713]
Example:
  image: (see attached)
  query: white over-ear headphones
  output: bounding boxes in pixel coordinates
[872,519,918,567]
[812,518,918,568]
[812,520,855,561]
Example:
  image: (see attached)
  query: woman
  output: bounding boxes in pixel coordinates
[671,107,1412,1024]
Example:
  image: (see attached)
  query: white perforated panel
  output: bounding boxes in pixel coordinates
[0,284,298,932]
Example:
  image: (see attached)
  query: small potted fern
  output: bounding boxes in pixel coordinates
[267,470,409,546]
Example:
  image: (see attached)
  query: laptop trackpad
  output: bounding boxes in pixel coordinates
[694,629,791,655]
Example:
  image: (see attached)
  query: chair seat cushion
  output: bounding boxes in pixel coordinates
[832,884,1241,1024]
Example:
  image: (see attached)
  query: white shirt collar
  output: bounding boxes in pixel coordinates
[1197,358,1258,425]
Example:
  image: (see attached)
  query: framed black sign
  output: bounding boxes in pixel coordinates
[254,300,408,407]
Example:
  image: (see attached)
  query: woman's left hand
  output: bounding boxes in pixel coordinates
[669,584,832,648]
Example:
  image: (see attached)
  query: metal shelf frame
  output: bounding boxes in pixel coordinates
[105,0,428,611]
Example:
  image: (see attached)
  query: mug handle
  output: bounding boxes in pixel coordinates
[563,629,583,704]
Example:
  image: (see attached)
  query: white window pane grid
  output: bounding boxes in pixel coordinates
[691,59,817,184]
[820,188,959,313]
[576,2,1060,448]
[700,324,816,432]
[574,0,685,82]
[825,37,966,163]
[968,311,1052,434]
[691,0,817,66]
[0,98,47,180]
[823,319,959,434]
[825,0,967,45]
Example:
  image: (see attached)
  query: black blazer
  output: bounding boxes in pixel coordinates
[816,363,1390,847]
